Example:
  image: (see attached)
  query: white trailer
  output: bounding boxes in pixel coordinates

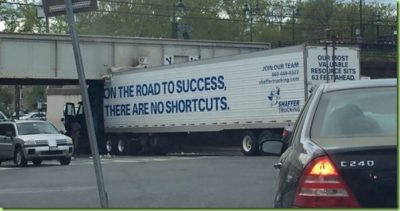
[65,44,360,155]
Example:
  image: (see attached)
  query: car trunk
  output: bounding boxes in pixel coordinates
[313,136,397,208]
[326,146,397,208]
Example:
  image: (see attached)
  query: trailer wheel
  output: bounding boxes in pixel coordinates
[149,134,167,155]
[240,131,258,156]
[117,139,127,155]
[105,138,117,154]
[127,140,142,155]
[138,135,150,154]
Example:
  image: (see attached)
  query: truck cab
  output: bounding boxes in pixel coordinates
[63,81,105,154]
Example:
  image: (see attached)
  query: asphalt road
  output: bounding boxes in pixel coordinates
[0,153,280,208]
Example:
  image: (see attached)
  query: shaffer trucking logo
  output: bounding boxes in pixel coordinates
[267,87,280,106]
[267,87,300,113]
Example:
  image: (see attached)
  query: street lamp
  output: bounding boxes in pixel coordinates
[291,7,300,43]
[172,0,185,39]
[359,0,363,40]
[243,2,260,42]
[375,12,381,42]
[355,28,362,43]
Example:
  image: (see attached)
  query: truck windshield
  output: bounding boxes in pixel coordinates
[311,87,396,138]
[17,122,60,135]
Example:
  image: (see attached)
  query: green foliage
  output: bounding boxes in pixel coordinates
[0,0,395,52]
[0,86,13,115]
[25,86,45,111]
[0,0,395,44]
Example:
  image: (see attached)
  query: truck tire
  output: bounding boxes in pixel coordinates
[240,131,258,156]
[105,138,117,155]
[149,134,166,155]
[32,158,43,166]
[59,157,71,165]
[139,135,150,154]
[117,139,127,155]
[14,147,28,167]
[127,140,142,155]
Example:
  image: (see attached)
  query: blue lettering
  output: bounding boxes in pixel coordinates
[132,103,149,115]
[104,87,117,99]
[220,97,228,110]
[199,98,206,112]
[151,101,164,114]
[162,81,168,94]
[176,80,183,93]
[217,75,225,90]
[104,104,130,116]
[136,84,142,96]
[190,78,197,92]
[197,78,204,91]
[185,99,192,112]
[117,85,134,98]
[204,77,211,91]
[167,81,175,94]
[210,76,217,90]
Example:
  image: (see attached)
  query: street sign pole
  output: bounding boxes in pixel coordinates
[63,0,108,208]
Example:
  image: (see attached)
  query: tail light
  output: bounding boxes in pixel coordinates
[294,155,361,208]
[282,129,290,138]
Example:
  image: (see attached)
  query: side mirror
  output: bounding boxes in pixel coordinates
[260,139,286,156]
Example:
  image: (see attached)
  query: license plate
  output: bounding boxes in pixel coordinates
[49,146,58,151]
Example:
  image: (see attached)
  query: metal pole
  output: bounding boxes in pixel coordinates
[250,9,253,42]
[325,42,329,83]
[325,29,330,83]
[359,0,362,38]
[172,3,176,38]
[376,24,379,42]
[292,9,295,43]
[14,85,20,119]
[332,34,336,82]
[64,0,108,208]
[45,17,49,33]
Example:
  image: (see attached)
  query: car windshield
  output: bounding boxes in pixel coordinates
[17,122,60,135]
[311,86,396,138]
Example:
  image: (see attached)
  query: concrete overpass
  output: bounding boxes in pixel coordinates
[0,33,271,85]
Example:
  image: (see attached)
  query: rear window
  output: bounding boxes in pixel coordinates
[311,86,396,138]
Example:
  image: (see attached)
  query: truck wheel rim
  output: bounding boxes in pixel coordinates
[242,136,252,152]
[106,140,112,152]
[118,140,125,152]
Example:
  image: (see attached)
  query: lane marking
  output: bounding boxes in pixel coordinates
[0,167,19,170]
[70,156,219,166]
[0,186,97,194]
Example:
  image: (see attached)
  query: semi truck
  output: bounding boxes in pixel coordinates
[63,44,360,155]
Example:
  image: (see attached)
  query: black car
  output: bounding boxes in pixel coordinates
[261,79,397,208]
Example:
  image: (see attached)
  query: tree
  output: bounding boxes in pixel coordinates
[0,86,13,116]
[0,0,395,45]
[25,86,45,111]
